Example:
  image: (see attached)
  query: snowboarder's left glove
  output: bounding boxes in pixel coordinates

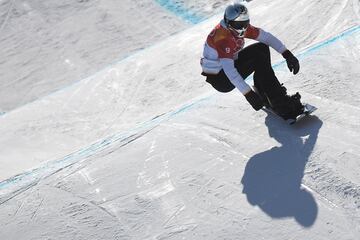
[282,50,300,75]
[245,90,264,111]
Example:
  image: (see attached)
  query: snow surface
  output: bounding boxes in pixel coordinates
[1,0,360,239]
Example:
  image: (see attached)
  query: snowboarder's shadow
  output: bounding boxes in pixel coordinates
[241,114,323,227]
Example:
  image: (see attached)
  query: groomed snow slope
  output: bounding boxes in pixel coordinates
[0,0,191,112]
[1,0,360,239]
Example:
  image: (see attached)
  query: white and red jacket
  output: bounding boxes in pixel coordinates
[201,20,287,95]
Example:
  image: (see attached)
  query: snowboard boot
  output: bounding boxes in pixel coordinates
[268,85,304,120]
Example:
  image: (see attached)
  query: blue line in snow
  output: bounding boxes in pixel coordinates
[0,96,212,192]
[299,25,360,57]
[155,0,204,24]
[272,25,360,69]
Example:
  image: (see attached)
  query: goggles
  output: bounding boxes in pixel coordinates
[229,19,249,31]
[228,20,249,37]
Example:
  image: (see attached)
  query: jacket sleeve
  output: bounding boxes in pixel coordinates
[220,58,251,95]
[256,29,287,54]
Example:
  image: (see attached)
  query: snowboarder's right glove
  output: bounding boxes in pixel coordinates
[282,50,300,75]
[244,90,263,111]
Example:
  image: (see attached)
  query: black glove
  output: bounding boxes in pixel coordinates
[245,90,264,111]
[282,50,300,75]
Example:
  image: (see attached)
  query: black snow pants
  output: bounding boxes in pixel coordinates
[204,43,284,101]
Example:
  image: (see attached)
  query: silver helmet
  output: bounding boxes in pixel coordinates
[224,2,250,37]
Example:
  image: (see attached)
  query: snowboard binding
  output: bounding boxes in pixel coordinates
[253,85,316,124]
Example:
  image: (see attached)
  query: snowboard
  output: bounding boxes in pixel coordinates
[263,103,317,125]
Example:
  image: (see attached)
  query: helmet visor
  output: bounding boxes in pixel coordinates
[229,19,249,30]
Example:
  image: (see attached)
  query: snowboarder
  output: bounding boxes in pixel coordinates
[200,2,304,120]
